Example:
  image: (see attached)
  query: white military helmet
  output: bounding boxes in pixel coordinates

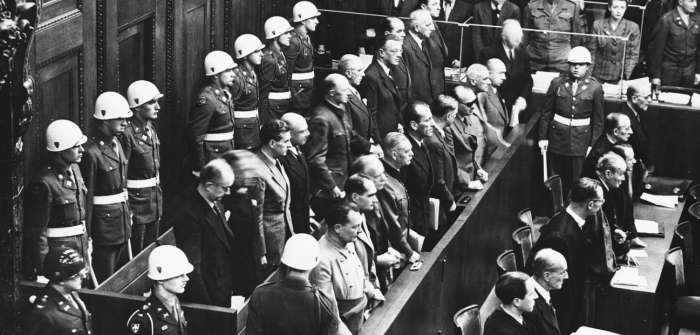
[45,119,87,152]
[147,245,194,281]
[93,91,133,120]
[204,50,237,76]
[567,46,592,64]
[280,233,320,271]
[234,34,265,59]
[264,16,294,40]
[292,1,321,23]
[126,80,164,108]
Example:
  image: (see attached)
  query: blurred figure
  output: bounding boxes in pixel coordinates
[260,16,294,121]
[472,0,521,61]
[483,272,537,335]
[286,1,321,115]
[525,248,568,335]
[403,9,438,105]
[523,0,584,72]
[587,0,640,82]
[280,113,313,234]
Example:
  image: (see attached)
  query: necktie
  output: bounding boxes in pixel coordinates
[572,80,579,95]
[111,139,120,158]
[213,203,225,223]
[627,171,634,199]
[509,49,515,63]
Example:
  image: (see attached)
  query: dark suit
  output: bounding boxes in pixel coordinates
[479,44,533,112]
[426,25,449,100]
[582,135,614,178]
[425,126,457,218]
[617,102,649,164]
[483,308,529,335]
[472,1,521,60]
[525,290,561,335]
[360,60,403,137]
[346,89,376,157]
[391,59,413,114]
[170,187,235,307]
[377,0,419,17]
[279,147,311,234]
[479,88,512,138]
[439,0,474,66]
[402,135,434,237]
[402,32,434,105]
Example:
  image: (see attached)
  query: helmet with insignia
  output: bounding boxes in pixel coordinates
[45,119,87,152]
[264,16,294,40]
[292,1,321,23]
[43,246,88,282]
[93,91,133,120]
[126,80,164,109]
[567,46,592,65]
[280,233,320,271]
[234,34,265,59]
[204,50,237,76]
[147,245,194,280]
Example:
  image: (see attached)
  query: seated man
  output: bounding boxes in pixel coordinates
[593,153,635,258]
[483,271,537,335]
[526,248,568,335]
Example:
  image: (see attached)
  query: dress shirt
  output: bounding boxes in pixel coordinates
[565,205,586,229]
[533,280,552,305]
[409,30,424,50]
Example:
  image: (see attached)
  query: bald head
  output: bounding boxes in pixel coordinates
[605,113,632,143]
[199,158,235,202]
[323,73,352,104]
[408,9,435,38]
[487,58,507,87]
[501,19,523,49]
[338,54,365,86]
[282,112,310,146]
[531,248,568,290]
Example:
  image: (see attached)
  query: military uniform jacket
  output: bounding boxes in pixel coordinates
[188,84,235,171]
[538,75,604,157]
[126,295,187,335]
[285,30,314,79]
[524,0,583,69]
[588,18,640,82]
[25,162,87,274]
[648,9,700,78]
[81,136,131,246]
[23,286,93,335]
[120,119,162,224]
[231,64,261,150]
[259,46,290,122]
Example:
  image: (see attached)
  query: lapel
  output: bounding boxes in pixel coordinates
[433,25,449,58]
[357,215,375,253]
[487,90,509,124]
[148,296,181,327]
[196,190,232,250]
[348,92,369,117]
[262,154,288,191]
[374,61,400,99]
[536,291,560,332]
[96,138,122,164]
[434,126,456,159]
[406,34,430,67]
[407,135,431,175]
[47,287,85,319]
[282,147,308,180]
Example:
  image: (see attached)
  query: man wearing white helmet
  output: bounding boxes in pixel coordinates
[231,34,265,150]
[81,91,133,282]
[260,16,294,122]
[120,80,163,255]
[188,50,237,175]
[285,1,321,116]
[538,46,604,195]
[247,233,344,335]
[126,245,192,335]
[24,120,90,283]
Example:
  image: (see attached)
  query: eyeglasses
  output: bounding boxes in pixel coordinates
[465,100,477,107]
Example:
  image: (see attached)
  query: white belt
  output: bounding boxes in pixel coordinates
[93,190,128,205]
[203,132,234,141]
[553,114,590,126]
[268,91,291,100]
[46,224,86,238]
[234,109,259,119]
[127,176,160,189]
[291,71,314,80]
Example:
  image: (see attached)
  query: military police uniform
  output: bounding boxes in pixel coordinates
[259,45,291,122]
[24,162,89,279]
[284,29,315,115]
[81,135,131,282]
[126,296,187,335]
[188,84,235,172]
[648,9,700,87]
[119,119,162,255]
[231,65,261,150]
[24,286,93,335]
[538,74,604,193]
[524,0,584,72]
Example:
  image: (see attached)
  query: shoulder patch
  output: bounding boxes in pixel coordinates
[196,95,207,106]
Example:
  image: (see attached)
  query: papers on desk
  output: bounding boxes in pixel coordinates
[574,326,621,335]
[628,249,649,258]
[611,266,647,287]
[635,219,660,235]
[692,93,700,107]
[640,192,678,208]
[659,92,691,105]
[429,198,440,231]
[531,71,560,93]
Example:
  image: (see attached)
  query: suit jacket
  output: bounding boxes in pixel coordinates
[279,147,311,234]
[617,102,649,163]
[426,25,449,100]
[439,0,474,66]
[402,32,434,105]
[360,60,403,137]
[402,135,434,236]
[377,0,419,17]
[391,59,413,114]
[483,308,529,335]
[479,44,533,110]
[582,135,614,178]
[379,160,414,258]
[346,89,376,157]
[425,126,457,217]
[525,291,561,335]
[255,150,294,266]
[449,113,484,184]
[171,187,235,307]
[472,1,521,60]
[479,88,512,137]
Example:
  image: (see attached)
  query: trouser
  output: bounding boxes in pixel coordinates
[661,61,696,88]
[548,152,585,198]
[93,243,129,282]
[130,220,159,256]
[337,296,368,335]
[290,79,314,116]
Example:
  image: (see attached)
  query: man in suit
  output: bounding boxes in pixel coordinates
[482,58,514,139]
[583,113,632,178]
[375,18,414,117]
[170,159,235,307]
[526,248,568,335]
[479,20,532,119]
[440,0,474,67]
[280,113,312,234]
[361,34,405,137]
[426,95,458,229]
[451,85,488,189]
[483,271,537,335]
[618,83,651,195]
[420,0,449,100]
[255,120,295,277]
[466,63,510,156]
[403,9,437,105]
[532,177,604,335]
[472,0,521,61]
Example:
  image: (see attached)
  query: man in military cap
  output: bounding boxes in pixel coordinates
[538,46,604,195]
[260,16,294,122]
[120,80,163,255]
[126,245,192,335]
[81,92,133,282]
[285,1,321,116]
[523,0,584,72]
[24,246,93,335]
[24,120,90,283]
[231,34,264,150]
[188,50,237,175]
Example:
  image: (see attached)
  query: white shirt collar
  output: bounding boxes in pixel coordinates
[491,1,504,11]
[565,205,586,228]
[378,60,392,76]
[533,280,551,304]
[500,305,524,325]
[409,30,424,49]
